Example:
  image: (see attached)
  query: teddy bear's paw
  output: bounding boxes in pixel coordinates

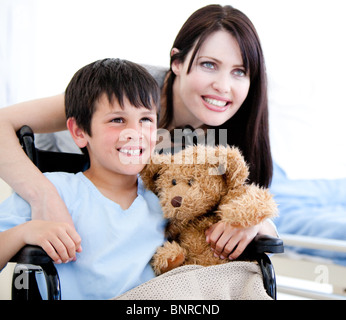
[152,241,186,275]
[160,252,185,274]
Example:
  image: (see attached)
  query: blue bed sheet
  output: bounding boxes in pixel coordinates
[270,163,346,266]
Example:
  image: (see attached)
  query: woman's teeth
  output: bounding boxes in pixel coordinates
[203,97,228,107]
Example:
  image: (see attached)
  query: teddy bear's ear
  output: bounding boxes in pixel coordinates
[215,145,249,189]
[140,152,172,193]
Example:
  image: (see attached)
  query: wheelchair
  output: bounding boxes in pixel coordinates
[9,125,284,300]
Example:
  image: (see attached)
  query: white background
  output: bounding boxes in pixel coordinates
[1,0,345,179]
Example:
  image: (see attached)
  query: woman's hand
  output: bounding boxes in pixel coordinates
[205,221,261,260]
[23,220,82,264]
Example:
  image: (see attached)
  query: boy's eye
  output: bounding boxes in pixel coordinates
[110,118,124,123]
[140,117,153,123]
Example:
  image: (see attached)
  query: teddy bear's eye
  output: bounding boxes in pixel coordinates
[188,179,194,186]
[172,179,177,186]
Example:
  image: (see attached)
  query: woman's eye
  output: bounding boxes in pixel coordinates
[233,69,246,77]
[201,61,216,70]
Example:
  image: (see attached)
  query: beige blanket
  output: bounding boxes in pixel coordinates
[113,262,272,300]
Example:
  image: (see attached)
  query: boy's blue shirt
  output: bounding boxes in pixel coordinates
[0,172,166,299]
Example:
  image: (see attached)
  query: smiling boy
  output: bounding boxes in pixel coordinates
[0,58,166,299]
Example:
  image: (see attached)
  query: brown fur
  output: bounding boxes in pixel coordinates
[140,145,278,275]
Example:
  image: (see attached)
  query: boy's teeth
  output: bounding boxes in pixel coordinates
[119,149,141,156]
[204,97,227,107]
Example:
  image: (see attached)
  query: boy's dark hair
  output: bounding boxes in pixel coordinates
[65,58,160,136]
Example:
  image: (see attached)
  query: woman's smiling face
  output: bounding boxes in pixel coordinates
[171,30,250,128]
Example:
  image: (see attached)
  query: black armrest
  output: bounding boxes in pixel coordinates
[10,245,61,300]
[250,234,284,254]
[239,234,284,261]
[10,245,52,265]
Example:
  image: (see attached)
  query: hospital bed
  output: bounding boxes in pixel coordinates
[270,162,346,299]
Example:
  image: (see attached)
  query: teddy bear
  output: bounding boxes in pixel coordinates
[140,144,278,275]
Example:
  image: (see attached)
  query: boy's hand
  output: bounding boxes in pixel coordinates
[205,221,260,260]
[23,220,82,264]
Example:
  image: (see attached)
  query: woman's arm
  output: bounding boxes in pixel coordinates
[0,94,74,225]
[0,94,67,133]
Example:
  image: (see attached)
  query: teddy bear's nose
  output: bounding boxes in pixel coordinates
[171,196,183,208]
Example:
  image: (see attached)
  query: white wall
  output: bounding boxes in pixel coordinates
[1,0,345,179]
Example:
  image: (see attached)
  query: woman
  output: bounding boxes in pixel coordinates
[0,5,276,261]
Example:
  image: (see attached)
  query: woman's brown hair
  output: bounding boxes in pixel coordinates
[160,4,272,187]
